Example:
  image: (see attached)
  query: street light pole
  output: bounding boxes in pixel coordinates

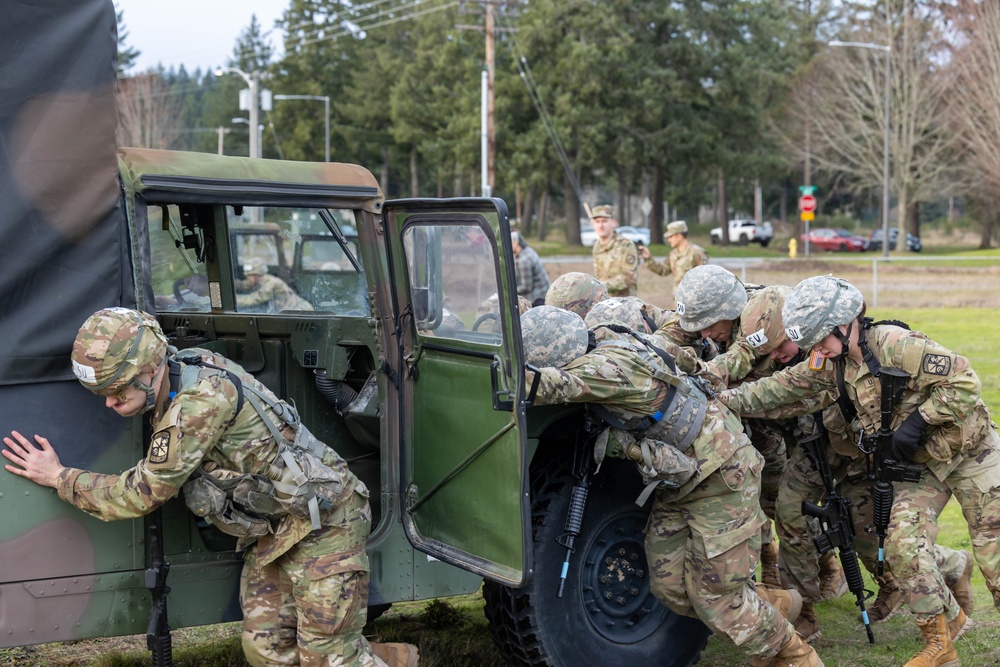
[273,94,331,162]
[215,66,261,159]
[829,40,892,258]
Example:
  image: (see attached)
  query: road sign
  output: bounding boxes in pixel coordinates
[799,185,817,195]
[799,194,817,213]
[800,211,815,222]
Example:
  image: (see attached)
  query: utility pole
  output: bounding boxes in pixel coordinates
[485,0,495,196]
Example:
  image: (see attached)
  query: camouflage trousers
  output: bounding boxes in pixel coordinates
[776,443,968,619]
[745,418,789,546]
[241,489,383,667]
[644,443,792,658]
[891,441,1000,618]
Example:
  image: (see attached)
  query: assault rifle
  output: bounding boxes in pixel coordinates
[800,417,874,644]
[556,414,599,598]
[863,367,923,577]
[145,507,174,667]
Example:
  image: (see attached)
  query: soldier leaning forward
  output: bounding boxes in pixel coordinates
[717,282,972,643]
[520,305,823,667]
[718,276,1000,667]
[2,308,416,667]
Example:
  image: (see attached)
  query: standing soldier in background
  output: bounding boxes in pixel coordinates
[590,204,638,297]
[2,308,416,667]
[718,276,1000,667]
[519,305,824,667]
[510,232,550,307]
[640,220,708,292]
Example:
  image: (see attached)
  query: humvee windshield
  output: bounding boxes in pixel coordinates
[151,204,369,316]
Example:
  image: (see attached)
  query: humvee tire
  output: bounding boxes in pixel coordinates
[483,453,710,666]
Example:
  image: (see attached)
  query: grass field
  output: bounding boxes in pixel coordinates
[5,308,1000,667]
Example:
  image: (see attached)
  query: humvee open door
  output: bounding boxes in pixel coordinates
[382,199,530,586]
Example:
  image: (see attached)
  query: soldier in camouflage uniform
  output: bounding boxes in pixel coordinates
[718,276,999,667]
[2,308,416,667]
[237,258,315,313]
[640,220,708,289]
[519,305,824,667]
[721,285,973,642]
[590,205,639,297]
[673,266,795,593]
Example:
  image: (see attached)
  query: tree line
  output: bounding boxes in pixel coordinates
[116,0,1000,248]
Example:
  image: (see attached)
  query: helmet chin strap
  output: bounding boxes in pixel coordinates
[130,362,165,414]
[831,321,854,363]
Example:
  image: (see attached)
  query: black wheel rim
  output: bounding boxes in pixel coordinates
[579,509,670,643]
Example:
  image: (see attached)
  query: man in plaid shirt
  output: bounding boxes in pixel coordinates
[511,232,551,306]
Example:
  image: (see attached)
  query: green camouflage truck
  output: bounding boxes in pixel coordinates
[0,1,708,665]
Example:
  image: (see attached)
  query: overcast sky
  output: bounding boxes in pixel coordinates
[116,1,288,73]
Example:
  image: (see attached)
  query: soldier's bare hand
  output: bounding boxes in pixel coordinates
[2,430,64,488]
[639,246,651,260]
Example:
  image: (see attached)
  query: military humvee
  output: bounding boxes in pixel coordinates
[0,2,708,665]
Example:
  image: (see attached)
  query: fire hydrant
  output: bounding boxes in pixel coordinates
[788,237,798,259]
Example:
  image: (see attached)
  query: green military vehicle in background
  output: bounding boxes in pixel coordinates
[0,1,708,665]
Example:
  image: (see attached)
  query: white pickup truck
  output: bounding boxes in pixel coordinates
[710,219,773,246]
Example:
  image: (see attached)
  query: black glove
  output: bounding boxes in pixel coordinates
[892,410,928,461]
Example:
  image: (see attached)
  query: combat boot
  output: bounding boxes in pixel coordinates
[370,642,420,667]
[866,572,904,623]
[757,584,804,622]
[793,599,821,642]
[946,550,975,616]
[760,541,782,588]
[750,631,825,667]
[904,614,958,667]
[818,552,848,601]
[948,607,974,642]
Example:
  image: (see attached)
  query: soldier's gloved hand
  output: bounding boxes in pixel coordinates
[891,410,928,461]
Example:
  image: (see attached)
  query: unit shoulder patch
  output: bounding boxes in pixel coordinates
[922,353,952,376]
[149,431,171,464]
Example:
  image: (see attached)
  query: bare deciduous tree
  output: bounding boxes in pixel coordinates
[776,2,958,243]
[117,73,181,150]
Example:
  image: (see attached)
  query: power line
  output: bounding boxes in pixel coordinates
[288,0,458,49]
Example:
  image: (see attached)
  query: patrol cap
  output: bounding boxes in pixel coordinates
[244,258,268,276]
[782,276,865,350]
[584,296,645,332]
[545,272,609,317]
[520,306,588,368]
[71,308,168,396]
[591,204,615,220]
[674,265,747,332]
[665,221,688,237]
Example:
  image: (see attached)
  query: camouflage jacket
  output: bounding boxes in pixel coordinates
[592,233,639,297]
[651,312,719,364]
[56,348,363,566]
[646,242,708,287]
[237,274,314,312]
[526,332,748,501]
[718,324,1000,481]
[708,285,789,387]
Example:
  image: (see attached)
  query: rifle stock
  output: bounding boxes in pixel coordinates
[145,507,174,667]
[800,420,874,643]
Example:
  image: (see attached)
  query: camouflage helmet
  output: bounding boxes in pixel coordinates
[545,272,609,316]
[520,306,588,368]
[71,308,168,398]
[782,276,865,350]
[739,285,791,356]
[584,296,645,332]
[591,204,615,219]
[244,258,268,276]
[674,265,747,332]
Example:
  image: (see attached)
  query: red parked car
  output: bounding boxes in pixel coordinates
[801,227,869,252]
